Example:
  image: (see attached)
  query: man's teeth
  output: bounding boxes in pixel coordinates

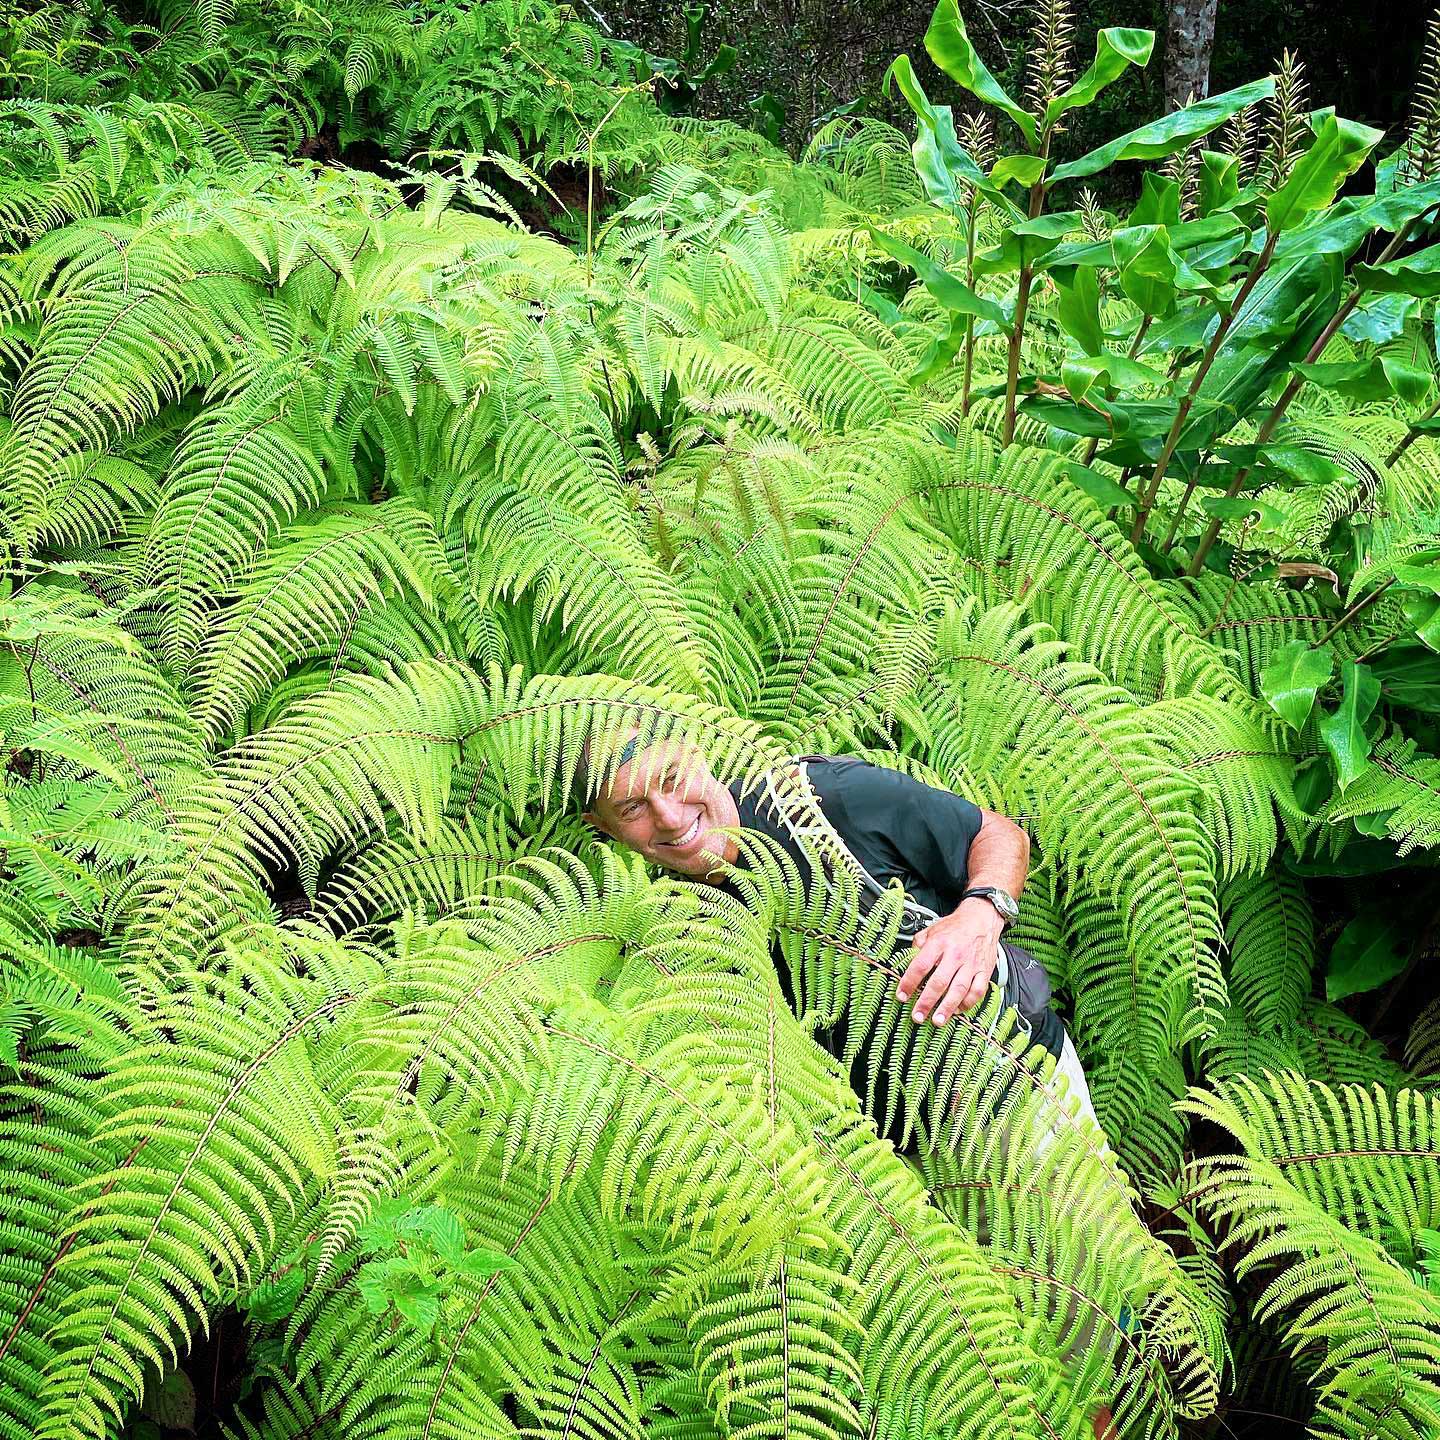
[666,815,703,846]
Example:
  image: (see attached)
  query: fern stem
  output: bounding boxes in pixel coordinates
[584,88,635,283]
[1196,533,1260,638]
[0,1130,156,1369]
[1131,231,1278,546]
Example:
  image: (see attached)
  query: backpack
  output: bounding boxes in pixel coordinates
[760,756,1054,1044]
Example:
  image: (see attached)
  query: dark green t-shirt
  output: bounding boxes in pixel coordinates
[724,756,1064,1060]
[729,754,984,917]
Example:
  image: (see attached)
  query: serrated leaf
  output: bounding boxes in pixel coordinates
[241,1266,307,1323]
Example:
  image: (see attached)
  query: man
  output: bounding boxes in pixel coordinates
[580,730,1119,1440]
[578,729,1097,1130]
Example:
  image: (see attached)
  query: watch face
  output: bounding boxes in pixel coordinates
[994,889,1020,921]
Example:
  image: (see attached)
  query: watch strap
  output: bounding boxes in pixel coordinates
[960,886,1018,927]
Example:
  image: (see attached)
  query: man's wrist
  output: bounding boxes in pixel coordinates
[958,886,1019,929]
[955,895,1008,933]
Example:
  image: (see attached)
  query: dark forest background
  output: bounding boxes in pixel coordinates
[599,0,1424,182]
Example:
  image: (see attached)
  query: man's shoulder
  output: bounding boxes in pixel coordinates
[798,754,909,810]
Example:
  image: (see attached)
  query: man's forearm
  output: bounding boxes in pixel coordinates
[956,809,1029,908]
[898,808,1030,1023]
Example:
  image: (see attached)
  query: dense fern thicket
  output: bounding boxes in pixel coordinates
[1,2,1439,1438]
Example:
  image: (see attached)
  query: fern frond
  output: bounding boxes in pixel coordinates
[37,961,357,1440]
[146,400,333,672]
[1219,868,1314,1032]
[1184,1075,1440,1438]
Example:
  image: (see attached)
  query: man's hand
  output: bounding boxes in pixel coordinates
[895,899,1006,1025]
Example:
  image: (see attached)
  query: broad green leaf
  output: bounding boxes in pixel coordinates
[1340,292,1418,343]
[1273,177,1440,260]
[694,43,738,83]
[1129,172,1181,227]
[1325,907,1409,1001]
[1059,353,1167,398]
[868,228,1009,325]
[990,153,1047,188]
[1062,460,1135,509]
[1292,356,1432,404]
[857,280,905,326]
[1260,640,1333,729]
[1044,27,1153,126]
[973,212,1082,275]
[454,1247,516,1279]
[886,57,1028,220]
[1019,394,1180,438]
[914,314,967,382]
[1356,241,1440,298]
[393,1285,441,1334]
[141,1370,196,1430]
[1260,446,1353,487]
[1384,355,1433,405]
[1199,151,1240,215]
[1291,359,1389,401]
[1199,494,1288,527]
[1394,563,1440,650]
[1371,642,1440,710]
[1402,591,1440,651]
[1052,265,1103,353]
[1186,251,1343,448]
[925,0,1037,147]
[1266,115,1385,233]
[1038,212,1244,272]
[1111,225,1179,315]
[1060,355,1109,402]
[1317,659,1381,792]
[1048,76,1276,183]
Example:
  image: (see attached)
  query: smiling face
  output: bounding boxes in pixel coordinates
[582,735,741,879]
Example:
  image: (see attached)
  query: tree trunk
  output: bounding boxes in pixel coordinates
[1164,0,1219,112]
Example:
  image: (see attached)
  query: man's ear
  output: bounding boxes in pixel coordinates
[581,809,611,838]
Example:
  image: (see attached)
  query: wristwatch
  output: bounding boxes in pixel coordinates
[960,886,1020,928]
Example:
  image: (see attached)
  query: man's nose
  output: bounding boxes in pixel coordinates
[651,790,687,831]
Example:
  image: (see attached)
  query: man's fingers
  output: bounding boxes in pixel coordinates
[909,954,961,1024]
[895,953,935,1004]
[931,954,996,1025]
[895,936,940,1002]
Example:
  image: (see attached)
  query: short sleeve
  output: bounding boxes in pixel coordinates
[805,758,984,904]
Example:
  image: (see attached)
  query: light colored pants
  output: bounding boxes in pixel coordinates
[1033,1028,1105,1157]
